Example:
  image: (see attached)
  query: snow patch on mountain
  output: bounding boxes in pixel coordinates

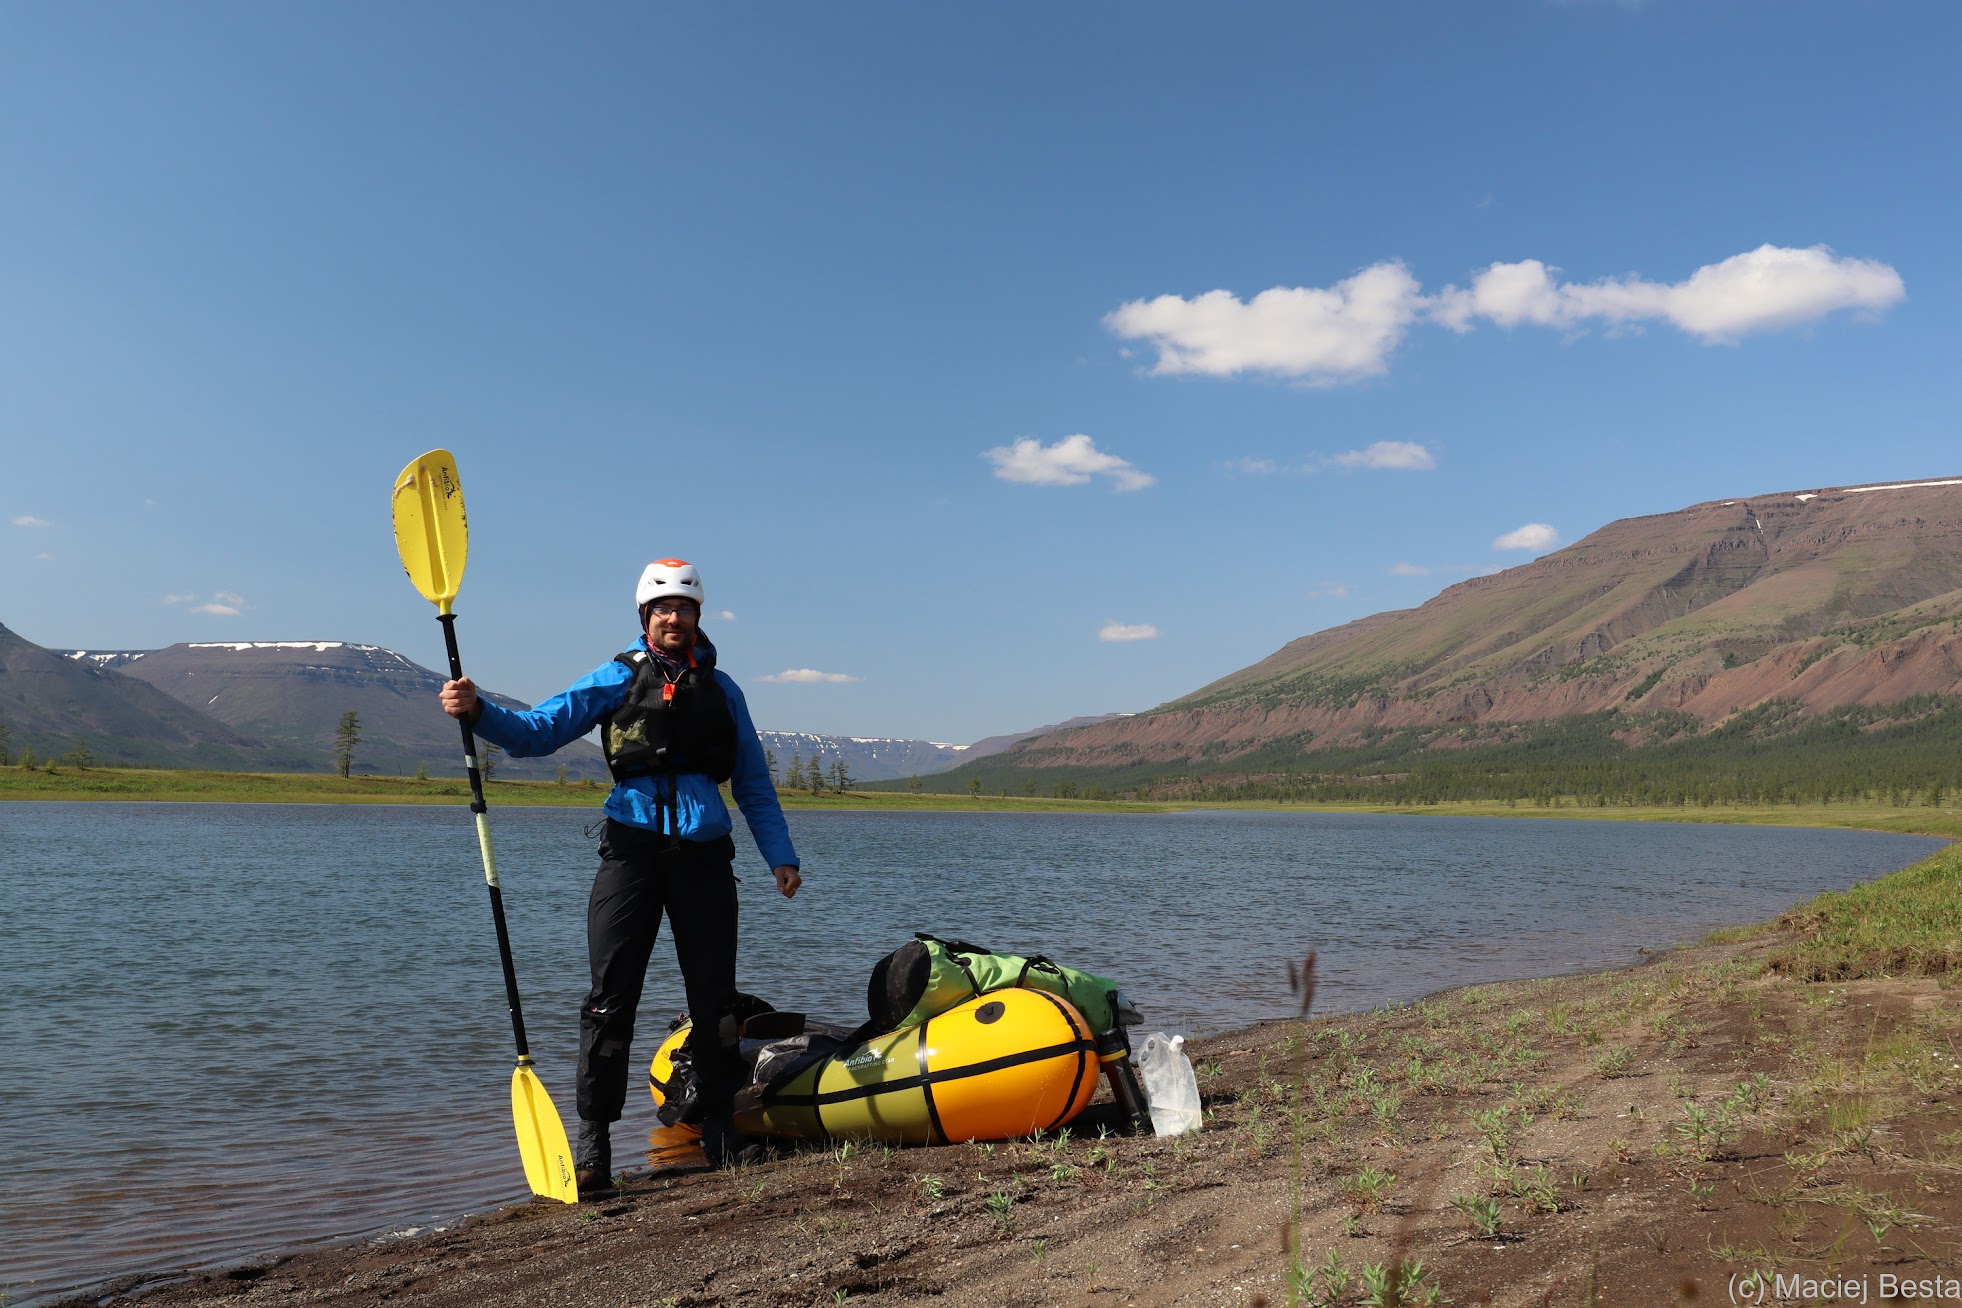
[61,649,150,668]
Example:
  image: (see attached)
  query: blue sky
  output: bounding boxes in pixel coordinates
[4,2,1957,744]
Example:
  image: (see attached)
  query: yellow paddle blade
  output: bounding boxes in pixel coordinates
[512,1063,579,1203]
[391,449,469,615]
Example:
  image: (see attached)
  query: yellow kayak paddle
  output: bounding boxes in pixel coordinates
[391,448,579,1204]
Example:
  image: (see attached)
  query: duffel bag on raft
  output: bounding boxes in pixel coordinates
[865,932,1136,1037]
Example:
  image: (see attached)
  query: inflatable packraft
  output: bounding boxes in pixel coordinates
[649,935,1148,1145]
[654,987,1101,1144]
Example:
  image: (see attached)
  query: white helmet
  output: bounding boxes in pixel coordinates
[635,558,705,610]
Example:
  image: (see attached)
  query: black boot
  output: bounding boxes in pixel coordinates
[699,1110,758,1168]
[574,1119,615,1196]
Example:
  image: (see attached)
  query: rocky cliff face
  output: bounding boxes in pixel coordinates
[1003,478,1962,771]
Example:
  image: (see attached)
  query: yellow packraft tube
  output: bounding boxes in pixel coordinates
[651,988,1100,1145]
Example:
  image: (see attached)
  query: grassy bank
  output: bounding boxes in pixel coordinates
[11,765,1962,832]
[0,764,1173,811]
[1261,796,1962,840]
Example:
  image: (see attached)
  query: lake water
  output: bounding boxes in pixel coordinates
[0,802,1942,1304]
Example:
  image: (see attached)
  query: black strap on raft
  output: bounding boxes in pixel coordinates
[916,1018,948,1145]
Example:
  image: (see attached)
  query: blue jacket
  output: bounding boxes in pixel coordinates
[470,632,798,871]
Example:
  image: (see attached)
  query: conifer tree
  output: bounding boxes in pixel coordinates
[333,711,361,778]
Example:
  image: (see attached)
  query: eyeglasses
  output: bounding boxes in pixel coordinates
[647,604,699,621]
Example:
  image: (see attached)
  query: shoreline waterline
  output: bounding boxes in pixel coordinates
[6,803,1952,1307]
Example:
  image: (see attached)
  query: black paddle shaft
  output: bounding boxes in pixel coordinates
[439,612,534,1061]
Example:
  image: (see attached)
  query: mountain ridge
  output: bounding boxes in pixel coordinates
[89,640,612,780]
[973,477,1962,775]
[6,626,1118,782]
[2,629,605,778]
[0,622,310,770]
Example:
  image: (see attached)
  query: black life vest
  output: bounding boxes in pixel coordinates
[603,647,738,783]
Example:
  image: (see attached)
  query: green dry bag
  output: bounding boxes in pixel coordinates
[865,933,1122,1036]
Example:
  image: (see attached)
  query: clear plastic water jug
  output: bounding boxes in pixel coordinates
[1134,1031,1201,1137]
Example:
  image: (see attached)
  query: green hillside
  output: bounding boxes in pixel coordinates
[879,695,1962,807]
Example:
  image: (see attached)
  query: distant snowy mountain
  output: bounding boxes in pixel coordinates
[755,731,967,782]
[755,714,1136,784]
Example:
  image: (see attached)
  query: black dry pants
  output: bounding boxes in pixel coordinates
[578,818,740,1125]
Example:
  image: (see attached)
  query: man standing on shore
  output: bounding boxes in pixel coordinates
[438,558,800,1189]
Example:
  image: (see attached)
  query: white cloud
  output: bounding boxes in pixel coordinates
[1493,523,1559,552]
[1389,562,1430,576]
[1306,583,1350,599]
[1104,261,1425,384]
[715,609,736,622]
[984,434,1154,491]
[1108,245,1903,386]
[1098,622,1159,642]
[759,668,862,684]
[1430,245,1904,343]
[12,515,50,527]
[1329,440,1436,471]
[165,590,248,615]
[1223,457,1281,477]
[33,551,54,561]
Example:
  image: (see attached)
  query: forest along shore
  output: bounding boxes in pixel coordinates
[55,824,1960,1308]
